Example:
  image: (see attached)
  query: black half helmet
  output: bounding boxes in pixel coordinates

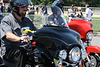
[10,0,32,16]
[10,0,32,5]
[51,6,61,15]
[10,0,32,9]
[15,0,32,6]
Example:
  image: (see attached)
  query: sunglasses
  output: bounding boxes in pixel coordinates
[19,5,28,8]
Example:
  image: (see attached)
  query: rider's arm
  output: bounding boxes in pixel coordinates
[1,20,29,43]
[6,32,29,42]
[6,32,21,42]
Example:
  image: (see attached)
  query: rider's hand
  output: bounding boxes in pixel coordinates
[20,36,29,43]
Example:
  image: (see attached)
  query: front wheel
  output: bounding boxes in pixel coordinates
[97,62,100,67]
[88,54,100,67]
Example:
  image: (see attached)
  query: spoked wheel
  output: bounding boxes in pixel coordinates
[88,54,100,67]
[97,62,100,67]
[89,55,97,67]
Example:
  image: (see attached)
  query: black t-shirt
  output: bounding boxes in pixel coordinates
[77,12,83,18]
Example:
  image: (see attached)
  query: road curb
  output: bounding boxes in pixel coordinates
[93,32,100,37]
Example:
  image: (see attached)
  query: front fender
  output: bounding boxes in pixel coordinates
[86,46,100,54]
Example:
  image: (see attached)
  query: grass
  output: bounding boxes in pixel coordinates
[92,17,100,32]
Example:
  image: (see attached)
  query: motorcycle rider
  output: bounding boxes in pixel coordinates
[56,0,64,12]
[0,0,37,67]
[48,6,65,26]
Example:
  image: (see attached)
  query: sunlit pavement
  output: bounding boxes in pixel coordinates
[91,35,100,47]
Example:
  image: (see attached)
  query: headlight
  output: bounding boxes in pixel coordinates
[59,50,67,60]
[69,47,81,63]
[86,31,93,40]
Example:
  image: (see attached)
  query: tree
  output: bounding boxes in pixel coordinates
[31,0,100,7]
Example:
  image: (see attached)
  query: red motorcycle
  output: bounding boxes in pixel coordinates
[68,17,100,67]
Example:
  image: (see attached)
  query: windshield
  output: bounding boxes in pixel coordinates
[42,5,68,27]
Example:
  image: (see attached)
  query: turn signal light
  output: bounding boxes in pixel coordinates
[60,65,64,67]
[32,41,36,47]
[79,65,83,67]
[86,56,88,61]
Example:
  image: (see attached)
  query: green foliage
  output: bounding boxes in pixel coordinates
[92,17,100,32]
[31,0,53,5]
[31,0,100,7]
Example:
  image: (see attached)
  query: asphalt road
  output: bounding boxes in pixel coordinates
[91,36,100,47]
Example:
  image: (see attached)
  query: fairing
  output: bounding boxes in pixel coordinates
[68,18,93,41]
[33,26,81,59]
[34,27,81,46]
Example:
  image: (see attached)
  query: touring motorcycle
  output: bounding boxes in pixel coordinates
[68,17,100,67]
[30,4,85,67]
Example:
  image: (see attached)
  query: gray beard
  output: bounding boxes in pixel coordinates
[20,13,26,17]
